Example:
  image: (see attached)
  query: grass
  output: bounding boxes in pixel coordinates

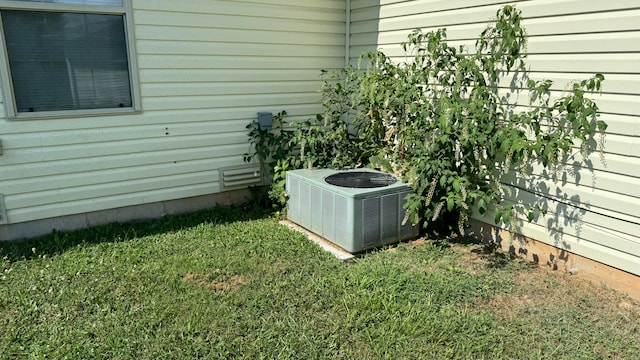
[0,204,638,359]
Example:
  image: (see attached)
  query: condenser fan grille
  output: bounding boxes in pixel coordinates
[324,171,397,188]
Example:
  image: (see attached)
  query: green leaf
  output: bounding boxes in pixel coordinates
[447,197,455,212]
[512,139,523,153]
[503,210,511,223]
[500,138,512,153]
[596,120,608,132]
[493,209,502,224]
[453,179,461,191]
[478,198,487,215]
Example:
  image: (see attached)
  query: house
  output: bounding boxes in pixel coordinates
[0,0,346,237]
[0,1,638,284]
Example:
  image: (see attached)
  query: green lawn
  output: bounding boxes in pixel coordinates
[0,205,638,359]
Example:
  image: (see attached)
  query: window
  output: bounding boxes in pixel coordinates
[0,0,139,118]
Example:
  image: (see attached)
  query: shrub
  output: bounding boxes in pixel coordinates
[248,5,606,233]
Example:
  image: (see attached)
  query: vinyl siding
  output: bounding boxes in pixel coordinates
[0,0,346,225]
[350,0,640,276]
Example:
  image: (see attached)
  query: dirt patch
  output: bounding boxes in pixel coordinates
[407,238,428,248]
[183,272,247,292]
[387,238,428,253]
[481,262,640,322]
[469,219,640,301]
[448,243,520,274]
[413,239,640,314]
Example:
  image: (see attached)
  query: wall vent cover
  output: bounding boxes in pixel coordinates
[219,164,262,191]
[286,169,418,253]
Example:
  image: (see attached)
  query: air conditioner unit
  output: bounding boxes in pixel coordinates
[286,168,418,253]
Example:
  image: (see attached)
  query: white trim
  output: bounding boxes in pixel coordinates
[0,0,124,13]
[345,0,350,67]
[123,0,141,113]
[0,13,17,117]
[8,106,140,120]
[0,0,141,120]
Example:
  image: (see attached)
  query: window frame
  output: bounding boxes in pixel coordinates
[0,0,141,119]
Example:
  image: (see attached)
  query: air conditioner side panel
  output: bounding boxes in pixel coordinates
[381,193,399,243]
[362,197,381,249]
[334,193,355,252]
[321,189,335,241]
[310,185,323,235]
[299,181,311,229]
[287,176,300,225]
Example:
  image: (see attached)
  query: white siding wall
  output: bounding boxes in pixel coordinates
[0,0,345,225]
[350,0,640,276]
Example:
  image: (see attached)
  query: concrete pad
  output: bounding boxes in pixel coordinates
[279,220,355,261]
